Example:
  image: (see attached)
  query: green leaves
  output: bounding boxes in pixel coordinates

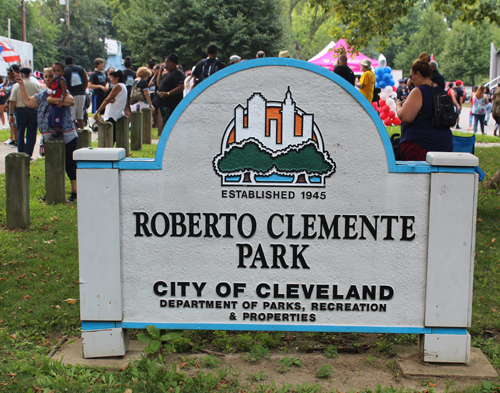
[160,331,184,341]
[139,326,184,355]
[113,0,290,67]
[146,325,160,339]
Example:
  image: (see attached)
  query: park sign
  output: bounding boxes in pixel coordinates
[75,58,479,362]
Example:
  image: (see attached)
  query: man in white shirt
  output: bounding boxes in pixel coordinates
[9,67,42,158]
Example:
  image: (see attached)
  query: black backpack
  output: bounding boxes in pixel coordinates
[197,59,221,84]
[372,87,381,103]
[419,86,458,129]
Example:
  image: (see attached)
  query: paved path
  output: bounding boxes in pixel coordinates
[0,108,498,175]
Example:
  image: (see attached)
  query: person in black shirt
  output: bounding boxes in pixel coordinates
[333,55,355,86]
[157,53,185,126]
[88,58,108,114]
[454,80,464,129]
[396,79,409,101]
[193,44,226,86]
[64,56,88,129]
[122,56,136,117]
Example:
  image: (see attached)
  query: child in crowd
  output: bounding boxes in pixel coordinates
[47,62,67,136]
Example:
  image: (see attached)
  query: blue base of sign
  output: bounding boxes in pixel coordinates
[81,321,467,335]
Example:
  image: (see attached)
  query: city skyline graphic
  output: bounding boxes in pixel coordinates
[213,88,336,187]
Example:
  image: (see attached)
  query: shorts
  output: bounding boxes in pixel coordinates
[455,106,461,115]
[49,105,65,128]
[70,95,86,120]
[92,93,106,114]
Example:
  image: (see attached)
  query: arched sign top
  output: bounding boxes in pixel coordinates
[112,58,434,173]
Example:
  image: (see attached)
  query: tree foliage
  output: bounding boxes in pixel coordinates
[113,0,290,68]
[1,0,59,70]
[393,7,448,74]
[311,0,500,53]
[1,0,108,71]
[439,21,494,85]
[43,0,110,70]
[288,0,336,60]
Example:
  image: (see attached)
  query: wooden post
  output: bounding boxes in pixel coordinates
[77,128,92,149]
[98,121,113,148]
[130,112,143,151]
[142,108,152,144]
[5,153,30,229]
[115,116,129,157]
[45,139,66,204]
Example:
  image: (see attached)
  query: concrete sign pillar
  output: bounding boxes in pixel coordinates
[75,59,478,362]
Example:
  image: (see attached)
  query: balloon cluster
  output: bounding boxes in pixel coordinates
[375,66,395,89]
[372,86,401,126]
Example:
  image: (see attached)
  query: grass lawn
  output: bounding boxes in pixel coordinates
[1,135,500,392]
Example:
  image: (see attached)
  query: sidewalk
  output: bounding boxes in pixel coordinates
[0,131,99,175]
[455,106,499,141]
[0,133,43,175]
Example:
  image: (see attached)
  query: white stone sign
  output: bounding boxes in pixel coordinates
[75,58,478,362]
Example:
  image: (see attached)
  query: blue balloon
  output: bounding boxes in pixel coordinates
[382,74,390,82]
[375,82,379,89]
[379,81,387,89]
[388,80,395,87]
[384,66,392,74]
[376,68,384,77]
[389,74,394,80]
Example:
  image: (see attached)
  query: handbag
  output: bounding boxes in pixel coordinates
[130,80,145,102]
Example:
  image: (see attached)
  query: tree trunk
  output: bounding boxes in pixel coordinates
[482,166,500,191]
[243,172,252,183]
[296,174,307,183]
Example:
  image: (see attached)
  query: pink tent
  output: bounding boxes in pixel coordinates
[309,39,378,73]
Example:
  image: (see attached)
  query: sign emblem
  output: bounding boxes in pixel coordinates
[213,87,336,186]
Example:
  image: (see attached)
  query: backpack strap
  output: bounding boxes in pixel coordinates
[417,85,438,121]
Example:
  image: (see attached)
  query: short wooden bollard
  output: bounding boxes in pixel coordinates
[5,153,30,229]
[130,112,143,151]
[141,108,152,144]
[45,140,66,204]
[77,128,92,149]
[98,121,113,148]
[116,116,130,157]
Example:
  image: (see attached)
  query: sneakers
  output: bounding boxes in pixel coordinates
[40,196,46,201]
[4,138,12,145]
[455,125,462,130]
[67,192,77,203]
[9,140,17,147]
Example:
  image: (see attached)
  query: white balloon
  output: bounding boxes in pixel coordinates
[384,86,393,94]
[386,97,395,106]
[380,92,388,101]
[389,103,397,111]
[378,54,387,69]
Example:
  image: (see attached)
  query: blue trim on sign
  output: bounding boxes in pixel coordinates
[430,328,468,335]
[74,58,475,173]
[76,161,113,169]
[81,321,427,334]
[82,321,117,330]
[113,158,157,169]
[436,167,475,173]
[81,321,469,335]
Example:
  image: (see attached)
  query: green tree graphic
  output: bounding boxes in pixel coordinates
[218,142,274,174]
[274,144,334,175]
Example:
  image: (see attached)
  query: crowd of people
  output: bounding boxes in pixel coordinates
[1,45,500,200]
[332,51,500,161]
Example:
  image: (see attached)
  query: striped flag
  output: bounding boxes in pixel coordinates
[0,41,21,63]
